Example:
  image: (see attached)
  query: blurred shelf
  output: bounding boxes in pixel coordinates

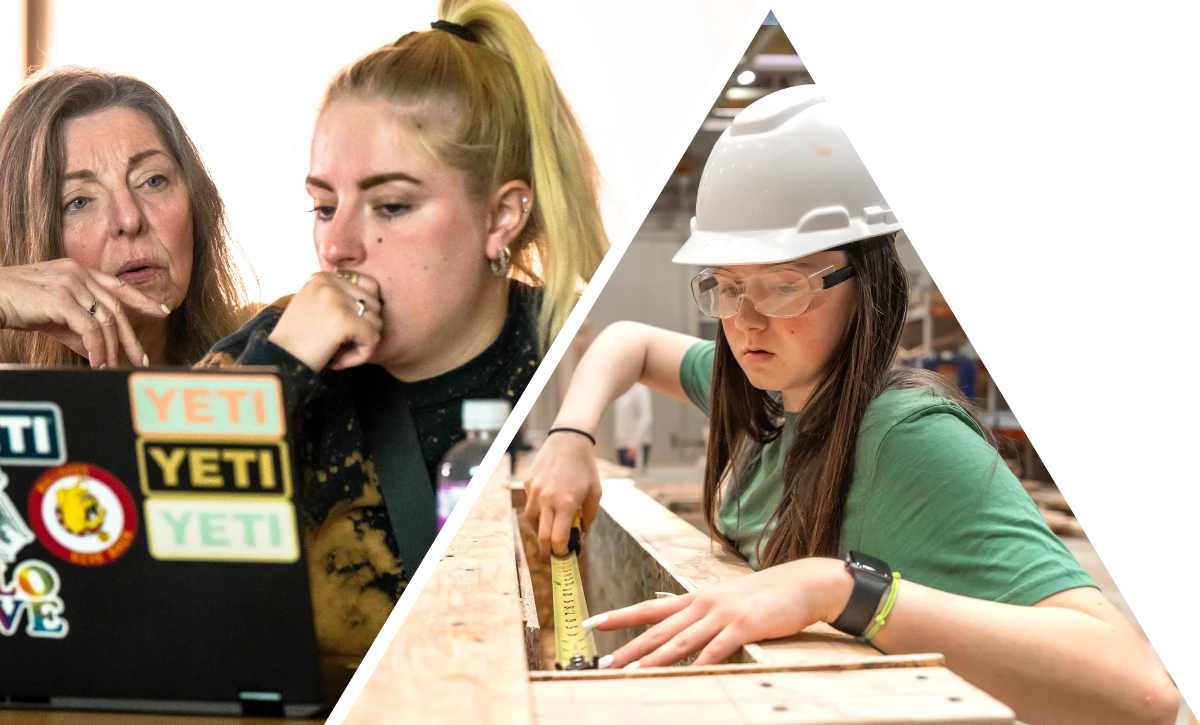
[979,409,1022,432]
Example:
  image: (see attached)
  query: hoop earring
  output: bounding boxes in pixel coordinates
[490,246,510,277]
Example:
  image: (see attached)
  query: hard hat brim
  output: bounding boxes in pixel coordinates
[671,221,902,267]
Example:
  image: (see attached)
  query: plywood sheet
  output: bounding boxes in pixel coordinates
[531,666,1013,724]
[343,459,533,725]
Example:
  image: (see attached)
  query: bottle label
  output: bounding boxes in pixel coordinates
[436,481,470,531]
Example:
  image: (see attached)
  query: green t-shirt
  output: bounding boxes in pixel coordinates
[679,341,1094,606]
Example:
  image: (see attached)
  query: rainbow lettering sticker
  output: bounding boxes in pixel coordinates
[0,559,69,638]
[28,463,138,567]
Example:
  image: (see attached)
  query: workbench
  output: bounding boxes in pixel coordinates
[0,714,322,725]
[342,459,1016,724]
[8,451,1173,725]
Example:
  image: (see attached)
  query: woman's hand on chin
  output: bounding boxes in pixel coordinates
[269,271,384,372]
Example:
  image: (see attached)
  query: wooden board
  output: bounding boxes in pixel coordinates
[514,509,543,671]
[339,464,1011,725]
[582,503,694,659]
[0,714,319,725]
[595,458,637,479]
[511,484,556,670]
[342,458,534,725]
[528,654,943,682]
[585,480,884,666]
[634,478,707,532]
[531,666,1013,724]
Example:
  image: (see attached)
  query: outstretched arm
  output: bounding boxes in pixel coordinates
[524,321,699,555]
[590,564,1176,725]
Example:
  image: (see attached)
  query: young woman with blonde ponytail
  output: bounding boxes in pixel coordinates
[199,0,609,663]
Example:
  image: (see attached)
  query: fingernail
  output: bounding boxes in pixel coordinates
[581,614,607,631]
[597,655,614,669]
[160,304,171,314]
[98,363,106,369]
[142,353,150,367]
[623,661,641,671]
[655,592,678,599]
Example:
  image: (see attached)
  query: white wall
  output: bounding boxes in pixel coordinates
[33,0,761,303]
[0,3,24,108]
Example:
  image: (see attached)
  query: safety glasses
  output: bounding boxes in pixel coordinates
[689,262,856,319]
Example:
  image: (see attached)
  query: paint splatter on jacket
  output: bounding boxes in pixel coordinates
[196,281,541,658]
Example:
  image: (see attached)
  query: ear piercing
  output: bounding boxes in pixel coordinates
[490,246,511,277]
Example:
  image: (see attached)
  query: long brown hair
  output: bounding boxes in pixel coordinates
[702,234,993,566]
[0,66,251,366]
[323,0,609,355]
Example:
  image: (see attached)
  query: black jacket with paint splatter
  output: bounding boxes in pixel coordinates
[196,281,541,658]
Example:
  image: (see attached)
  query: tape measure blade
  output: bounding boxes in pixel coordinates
[551,549,595,670]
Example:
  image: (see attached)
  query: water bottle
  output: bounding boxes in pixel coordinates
[435,399,511,531]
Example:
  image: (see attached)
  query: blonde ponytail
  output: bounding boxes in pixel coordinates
[325,0,609,355]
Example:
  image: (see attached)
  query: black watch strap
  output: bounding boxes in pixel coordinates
[829,551,893,637]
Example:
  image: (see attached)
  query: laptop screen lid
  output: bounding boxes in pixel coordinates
[0,366,324,718]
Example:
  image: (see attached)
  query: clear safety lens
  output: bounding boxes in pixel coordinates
[690,265,834,319]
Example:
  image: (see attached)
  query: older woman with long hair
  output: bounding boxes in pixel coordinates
[0,66,250,367]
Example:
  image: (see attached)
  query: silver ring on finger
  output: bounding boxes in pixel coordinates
[356,299,366,317]
[87,300,99,316]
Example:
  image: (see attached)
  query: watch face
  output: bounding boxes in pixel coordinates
[848,551,890,579]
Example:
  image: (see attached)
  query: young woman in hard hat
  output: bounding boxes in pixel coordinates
[523,85,1177,725]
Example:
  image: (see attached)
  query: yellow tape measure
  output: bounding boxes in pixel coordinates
[551,510,598,670]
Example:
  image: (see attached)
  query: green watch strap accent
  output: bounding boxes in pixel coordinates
[862,572,902,641]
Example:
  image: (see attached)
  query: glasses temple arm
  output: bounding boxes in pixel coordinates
[822,264,856,289]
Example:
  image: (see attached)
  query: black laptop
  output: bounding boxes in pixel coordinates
[0,365,327,718]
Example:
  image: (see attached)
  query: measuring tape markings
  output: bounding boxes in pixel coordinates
[551,510,597,670]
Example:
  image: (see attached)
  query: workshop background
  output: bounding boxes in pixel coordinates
[520,19,1195,725]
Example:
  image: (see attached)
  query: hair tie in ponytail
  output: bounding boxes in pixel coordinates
[431,20,474,42]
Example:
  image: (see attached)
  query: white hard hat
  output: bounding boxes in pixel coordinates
[673,85,901,267]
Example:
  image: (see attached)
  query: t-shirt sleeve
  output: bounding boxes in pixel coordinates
[848,402,1096,606]
[678,340,716,416]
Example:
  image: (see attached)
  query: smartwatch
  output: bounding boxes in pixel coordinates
[829,551,893,637]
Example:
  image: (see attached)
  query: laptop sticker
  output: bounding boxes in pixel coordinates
[135,439,293,498]
[144,498,299,563]
[0,402,67,466]
[28,463,138,567]
[128,373,284,440]
[0,558,69,639]
[0,467,35,564]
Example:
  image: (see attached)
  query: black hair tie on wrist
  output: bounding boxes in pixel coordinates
[547,427,596,446]
[431,20,474,42]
